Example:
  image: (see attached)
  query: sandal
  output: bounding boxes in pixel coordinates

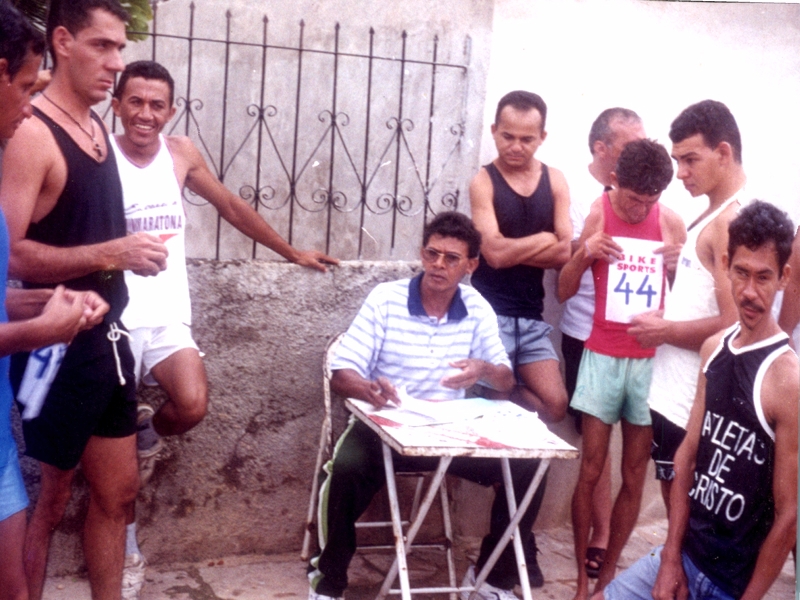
[585,546,606,579]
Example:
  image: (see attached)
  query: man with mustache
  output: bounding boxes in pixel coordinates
[601,200,798,600]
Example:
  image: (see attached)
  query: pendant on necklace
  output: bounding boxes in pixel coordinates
[92,141,103,160]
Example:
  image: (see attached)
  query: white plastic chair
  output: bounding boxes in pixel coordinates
[301,333,456,598]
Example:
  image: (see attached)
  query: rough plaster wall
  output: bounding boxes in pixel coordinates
[17,260,420,574]
[14,260,659,574]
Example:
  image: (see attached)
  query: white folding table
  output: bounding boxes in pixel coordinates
[345,397,578,600]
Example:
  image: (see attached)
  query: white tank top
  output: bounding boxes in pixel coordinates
[648,191,743,427]
[111,135,192,329]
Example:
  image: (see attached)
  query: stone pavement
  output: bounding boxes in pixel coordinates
[42,518,795,599]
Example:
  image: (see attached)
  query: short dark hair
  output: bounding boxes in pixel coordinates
[0,2,45,79]
[494,90,547,131]
[46,0,128,68]
[588,107,641,155]
[422,212,481,259]
[727,200,794,271]
[669,100,742,164]
[114,60,175,106]
[614,139,673,196]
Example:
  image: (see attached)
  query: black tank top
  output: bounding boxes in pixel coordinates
[470,162,555,319]
[683,325,791,598]
[26,107,128,323]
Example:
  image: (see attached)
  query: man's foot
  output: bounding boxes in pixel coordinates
[459,565,518,599]
[585,546,606,579]
[122,552,146,599]
[137,405,164,486]
[308,588,343,600]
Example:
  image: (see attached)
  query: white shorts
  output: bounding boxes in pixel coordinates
[128,324,199,386]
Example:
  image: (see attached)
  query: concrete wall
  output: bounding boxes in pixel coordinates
[15,260,605,574]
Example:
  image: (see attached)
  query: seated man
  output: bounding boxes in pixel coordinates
[600,200,798,600]
[307,211,543,600]
[558,139,685,600]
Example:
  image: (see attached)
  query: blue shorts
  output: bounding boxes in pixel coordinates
[604,545,735,600]
[0,444,28,521]
[496,316,558,368]
[570,349,652,426]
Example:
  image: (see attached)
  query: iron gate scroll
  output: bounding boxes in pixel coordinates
[115,2,472,261]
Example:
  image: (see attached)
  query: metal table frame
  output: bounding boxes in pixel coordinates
[346,398,578,600]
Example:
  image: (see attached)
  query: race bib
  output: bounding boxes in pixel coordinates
[605,237,664,323]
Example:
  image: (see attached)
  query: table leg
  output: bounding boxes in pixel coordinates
[383,443,412,600]
[378,452,453,600]
[469,458,550,600]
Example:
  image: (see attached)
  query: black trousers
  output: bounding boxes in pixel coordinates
[310,419,546,595]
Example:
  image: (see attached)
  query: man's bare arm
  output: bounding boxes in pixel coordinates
[173,137,338,272]
[778,231,800,341]
[651,334,719,600]
[739,351,799,600]
[0,285,109,356]
[557,205,601,303]
[469,167,571,270]
[629,211,737,350]
[0,117,167,282]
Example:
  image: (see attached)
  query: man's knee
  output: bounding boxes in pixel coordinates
[86,460,140,517]
[173,389,208,426]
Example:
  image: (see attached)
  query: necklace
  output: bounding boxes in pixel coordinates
[41,93,103,160]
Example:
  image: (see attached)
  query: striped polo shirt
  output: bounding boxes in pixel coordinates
[332,274,511,400]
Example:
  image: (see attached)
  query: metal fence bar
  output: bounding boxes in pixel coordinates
[122,6,469,260]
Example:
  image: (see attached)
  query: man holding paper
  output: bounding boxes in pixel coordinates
[558,139,685,600]
[307,211,540,600]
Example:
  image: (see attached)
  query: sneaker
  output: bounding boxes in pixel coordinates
[459,564,518,600]
[137,405,164,486]
[122,552,146,600]
[308,588,343,600]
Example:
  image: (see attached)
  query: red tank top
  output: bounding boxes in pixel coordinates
[585,192,664,358]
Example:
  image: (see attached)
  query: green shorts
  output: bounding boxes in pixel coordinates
[570,349,653,426]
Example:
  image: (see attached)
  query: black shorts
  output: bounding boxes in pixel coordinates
[649,409,686,481]
[14,325,136,471]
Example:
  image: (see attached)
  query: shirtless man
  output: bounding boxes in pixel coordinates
[601,200,797,600]
[628,100,743,511]
[109,60,338,598]
[0,2,169,599]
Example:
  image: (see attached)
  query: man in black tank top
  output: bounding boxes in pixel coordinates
[0,3,169,599]
[468,90,572,587]
[602,201,798,600]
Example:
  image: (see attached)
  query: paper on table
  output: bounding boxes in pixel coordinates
[371,388,501,426]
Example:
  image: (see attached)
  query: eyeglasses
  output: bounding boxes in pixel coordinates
[421,247,465,268]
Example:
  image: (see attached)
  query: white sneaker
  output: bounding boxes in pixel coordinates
[122,552,146,600]
[308,588,343,600]
[459,564,518,600]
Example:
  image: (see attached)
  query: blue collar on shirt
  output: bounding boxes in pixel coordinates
[407,272,468,321]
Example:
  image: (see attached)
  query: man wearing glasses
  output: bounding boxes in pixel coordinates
[308,212,541,600]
